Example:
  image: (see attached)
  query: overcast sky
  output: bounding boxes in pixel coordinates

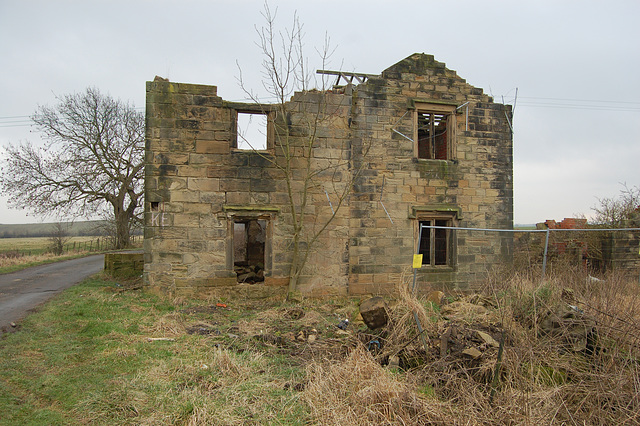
[1,0,638,225]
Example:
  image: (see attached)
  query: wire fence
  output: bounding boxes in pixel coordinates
[513,226,640,281]
[418,224,640,284]
[0,235,143,258]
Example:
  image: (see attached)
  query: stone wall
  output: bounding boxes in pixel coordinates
[144,53,513,298]
[345,54,513,294]
[104,251,144,279]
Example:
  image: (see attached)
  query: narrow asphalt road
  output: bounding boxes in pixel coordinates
[0,254,104,336]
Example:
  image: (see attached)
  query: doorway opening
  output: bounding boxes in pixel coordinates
[233,218,266,283]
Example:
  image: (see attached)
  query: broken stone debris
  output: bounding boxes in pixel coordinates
[284,307,305,320]
[437,321,502,363]
[295,328,318,343]
[388,355,400,369]
[359,296,389,329]
[540,303,597,353]
[462,347,483,359]
[426,290,446,307]
[186,322,220,336]
[234,262,265,284]
[356,294,505,372]
[441,301,488,322]
[476,330,499,348]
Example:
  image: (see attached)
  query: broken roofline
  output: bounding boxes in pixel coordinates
[316,70,379,88]
[229,53,494,108]
[225,70,379,111]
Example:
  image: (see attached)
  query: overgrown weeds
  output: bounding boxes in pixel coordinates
[302,268,640,425]
[1,268,639,424]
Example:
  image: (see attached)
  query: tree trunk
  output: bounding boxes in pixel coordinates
[114,210,131,249]
[287,232,302,299]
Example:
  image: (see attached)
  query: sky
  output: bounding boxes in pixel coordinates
[0,0,638,225]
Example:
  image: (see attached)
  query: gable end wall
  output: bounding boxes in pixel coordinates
[144,54,514,298]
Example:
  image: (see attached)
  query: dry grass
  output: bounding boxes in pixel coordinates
[304,345,451,425]
[2,269,640,425]
[142,312,188,337]
[0,252,59,268]
[303,269,640,425]
[0,236,99,252]
[0,240,102,272]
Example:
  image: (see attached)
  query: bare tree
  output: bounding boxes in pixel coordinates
[0,87,144,249]
[239,5,369,297]
[48,222,71,255]
[592,184,640,227]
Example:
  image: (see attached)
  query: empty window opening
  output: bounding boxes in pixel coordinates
[418,219,453,266]
[237,112,268,150]
[233,219,266,283]
[417,112,449,160]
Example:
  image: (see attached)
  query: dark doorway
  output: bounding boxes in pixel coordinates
[233,219,266,283]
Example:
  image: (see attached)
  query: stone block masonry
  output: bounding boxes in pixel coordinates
[105,252,144,279]
[144,54,513,298]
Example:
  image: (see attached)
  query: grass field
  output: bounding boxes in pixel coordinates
[0,220,109,239]
[0,236,142,274]
[0,276,313,424]
[0,236,100,253]
[0,237,106,274]
[1,267,639,424]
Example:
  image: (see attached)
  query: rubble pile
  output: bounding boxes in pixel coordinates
[353,287,600,384]
[234,263,265,283]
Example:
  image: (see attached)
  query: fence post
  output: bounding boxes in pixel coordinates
[412,224,424,296]
[541,229,550,281]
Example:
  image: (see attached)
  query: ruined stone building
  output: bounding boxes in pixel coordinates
[144,53,514,298]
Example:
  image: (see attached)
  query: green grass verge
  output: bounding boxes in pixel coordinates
[0,277,311,425]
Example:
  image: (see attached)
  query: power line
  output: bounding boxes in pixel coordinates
[502,95,640,112]
[519,96,640,105]
[1,94,638,129]
[516,103,640,112]
[0,109,147,128]
[0,115,32,119]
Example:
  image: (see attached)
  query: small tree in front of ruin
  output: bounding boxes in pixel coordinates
[0,88,144,249]
[238,5,370,297]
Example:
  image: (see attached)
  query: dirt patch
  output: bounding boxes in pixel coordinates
[164,295,512,372]
[185,321,221,336]
[169,301,359,363]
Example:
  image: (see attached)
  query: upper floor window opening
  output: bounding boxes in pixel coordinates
[236,111,272,151]
[413,103,456,160]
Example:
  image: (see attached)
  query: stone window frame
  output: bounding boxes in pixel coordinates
[412,101,457,161]
[410,205,460,269]
[230,103,276,152]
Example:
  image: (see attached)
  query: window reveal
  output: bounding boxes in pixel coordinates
[418,218,454,266]
[413,103,456,160]
[417,112,448,160]
[236,111,270,151]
